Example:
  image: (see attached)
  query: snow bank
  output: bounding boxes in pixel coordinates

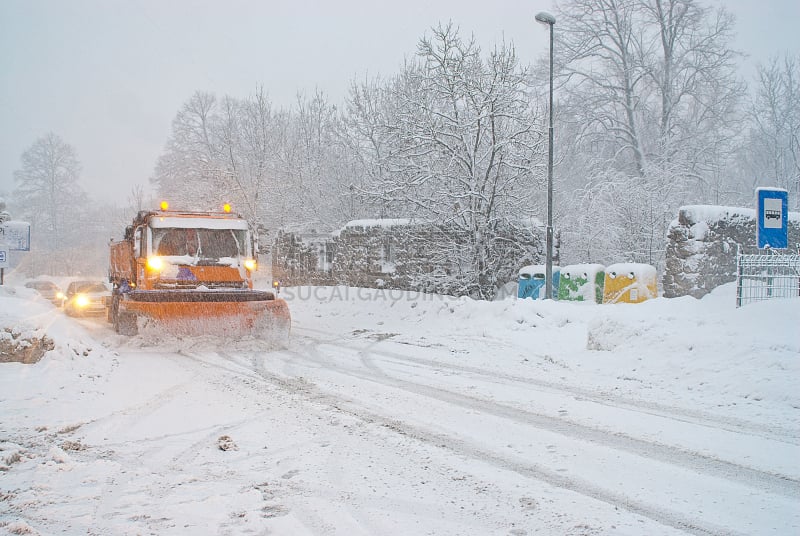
[1,280,798,535]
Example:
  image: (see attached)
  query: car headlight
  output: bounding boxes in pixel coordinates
[75,294,90,308]
[56,291,65,300]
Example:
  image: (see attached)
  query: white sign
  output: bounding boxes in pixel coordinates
[0,221,31,251]
[763,197,783,228]
[0,247,9,269]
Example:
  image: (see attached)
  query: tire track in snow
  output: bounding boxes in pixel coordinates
[88,347,289,534]
[222,342,737,536]
[268,335,797,536]
[132,339,793,536]
[294,325,799,444]
[287,335,800,497]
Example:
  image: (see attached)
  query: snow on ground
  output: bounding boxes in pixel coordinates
[0,280,798,535]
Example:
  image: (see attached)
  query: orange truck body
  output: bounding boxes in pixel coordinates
[107,208,289,338]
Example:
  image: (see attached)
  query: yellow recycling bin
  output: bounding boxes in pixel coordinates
[602,263,658,304]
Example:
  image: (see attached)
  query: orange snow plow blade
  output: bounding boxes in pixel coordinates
[122,292,288,321]
[116,290,290,344]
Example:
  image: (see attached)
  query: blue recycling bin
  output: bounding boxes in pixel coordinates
[518,265,560,300]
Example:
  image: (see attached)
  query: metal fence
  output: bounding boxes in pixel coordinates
[736,249,800,307]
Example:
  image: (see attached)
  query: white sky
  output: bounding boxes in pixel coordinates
[1,0,798,204]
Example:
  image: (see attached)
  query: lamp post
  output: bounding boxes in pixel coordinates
[535,11,556,299]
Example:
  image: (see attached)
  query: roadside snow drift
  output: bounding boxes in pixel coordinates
[1,282,798,535]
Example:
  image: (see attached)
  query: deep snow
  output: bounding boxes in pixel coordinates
[0,280,798,535]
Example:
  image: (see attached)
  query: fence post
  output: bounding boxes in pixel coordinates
[735,246,743,308]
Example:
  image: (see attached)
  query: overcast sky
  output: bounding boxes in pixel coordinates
[1,0,798,205]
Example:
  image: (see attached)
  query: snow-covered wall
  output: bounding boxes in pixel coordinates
[663,205,800,298]
[272,220,551,298]
[271,230,336,287]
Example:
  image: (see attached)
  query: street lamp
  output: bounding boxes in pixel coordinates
[535,11,556,299]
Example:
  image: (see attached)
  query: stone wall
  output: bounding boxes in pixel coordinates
[663,205,800,298]
[271,230,336,287]
[272,219,550,298]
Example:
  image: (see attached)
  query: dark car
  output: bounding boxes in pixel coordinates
[25,280,65,305]
[63,281,110,317]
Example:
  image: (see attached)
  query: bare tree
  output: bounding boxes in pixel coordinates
[641,0,743,187]
[127,183,147,213]
[13,133,85,252]
[744,53,800,208]
[152,91,222,210]
[153,88,354,238]
[553,0,743,268]
[291,90,352,228]
[557,0,648,177]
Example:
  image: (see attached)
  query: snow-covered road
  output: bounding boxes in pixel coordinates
[1,284,798,535]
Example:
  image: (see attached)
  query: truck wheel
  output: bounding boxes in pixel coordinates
[116,311,139,336]
[107,295,118,323]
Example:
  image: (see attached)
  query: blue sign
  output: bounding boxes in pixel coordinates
[756,187,788,249]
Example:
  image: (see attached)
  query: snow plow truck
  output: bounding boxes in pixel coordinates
[107,202,290,342]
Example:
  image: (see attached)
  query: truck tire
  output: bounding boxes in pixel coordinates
[106,295,116,323]
[116,311,139,336]
[109,294,120,325]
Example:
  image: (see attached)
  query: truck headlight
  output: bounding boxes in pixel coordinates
[244,259,257,271]
[146,256,164,272]
[75,294,90,308]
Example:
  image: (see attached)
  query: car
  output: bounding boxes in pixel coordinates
[63,281,110,317]
[24,280,65,305]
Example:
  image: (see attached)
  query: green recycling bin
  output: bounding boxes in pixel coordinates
[557,264,605,303]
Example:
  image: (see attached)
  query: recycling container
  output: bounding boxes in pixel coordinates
[557,264,605,303]
[518,265,560,300]
[602,263,657,303]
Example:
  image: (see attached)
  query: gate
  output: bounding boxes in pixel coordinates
[735,248,800,307]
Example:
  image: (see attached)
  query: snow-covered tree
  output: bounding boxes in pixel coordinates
[153,88,353,236]
[281,90,354,229]
[345,23,546,298]
[553,0,743,267]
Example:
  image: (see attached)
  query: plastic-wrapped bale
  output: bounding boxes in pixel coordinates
[518,265,560,300]
[602,263,658,304]
[557,264,605,303]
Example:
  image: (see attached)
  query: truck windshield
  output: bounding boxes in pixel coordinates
[152,228,247,259]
